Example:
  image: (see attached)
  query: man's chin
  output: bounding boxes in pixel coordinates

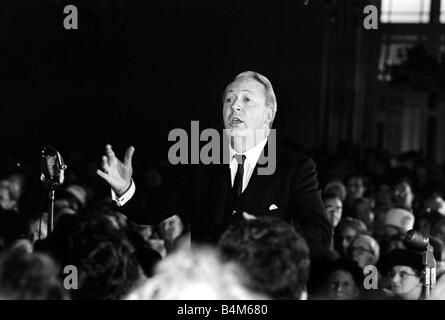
[225,128,248,138]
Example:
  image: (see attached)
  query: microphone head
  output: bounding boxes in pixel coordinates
[40,146,67,190]
[404,230,430,251]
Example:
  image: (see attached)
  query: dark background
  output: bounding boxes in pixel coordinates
[1,0,328,163]
[2,0,445,170]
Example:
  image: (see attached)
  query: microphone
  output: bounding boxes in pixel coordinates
[403,230,436,298]
[404,230,430,251]
[40,146,67,190]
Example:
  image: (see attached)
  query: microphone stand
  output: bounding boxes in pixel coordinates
[40,146,67,238]
[423,244,436,300]
[48,189,55,234]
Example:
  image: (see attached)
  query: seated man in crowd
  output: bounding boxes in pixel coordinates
[379,249,424,300]
[323,192,343,230]
[126,246,264,300]
[0,245,68,300]
[333,217,368,257]
[40,210,148,300]
[347,234,380,270]
[318,258,363,300]
[218,216,310,300]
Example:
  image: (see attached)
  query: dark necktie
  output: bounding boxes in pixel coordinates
[233,154,246,199]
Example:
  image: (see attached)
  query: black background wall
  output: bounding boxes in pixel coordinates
[1,0,327,163]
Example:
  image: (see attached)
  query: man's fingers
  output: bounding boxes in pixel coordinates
[96,169,112,183]
[101,155,110,170]
[124,146,135,167]
[105,144,116,163]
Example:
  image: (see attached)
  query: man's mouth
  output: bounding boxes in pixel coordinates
[230,117,244,125]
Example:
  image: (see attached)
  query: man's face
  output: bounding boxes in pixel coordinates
[384,225,401,239]
[347,177,364,199]
[349,238,376,268]
[327,270,359,300]
[337,227,357,255]
[222,77,271,139]
[158,215,184,242]
[324,197,343,228]
[393,183,414,207]
[0,187,14,211]
[389,265,422,298]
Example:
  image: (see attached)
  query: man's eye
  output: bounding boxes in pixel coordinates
[243,97,251,103]
[225,97,233,103]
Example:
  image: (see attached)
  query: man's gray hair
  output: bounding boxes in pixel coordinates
[223,71,277,128]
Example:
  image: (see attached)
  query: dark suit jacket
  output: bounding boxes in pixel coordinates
[120,144,331,258]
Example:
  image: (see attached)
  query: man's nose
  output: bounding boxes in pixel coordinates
[231,98,243,112]
[392,273,401,283]
[334,284,343,292]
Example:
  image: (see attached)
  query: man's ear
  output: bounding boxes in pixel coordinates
[264,108,273,125]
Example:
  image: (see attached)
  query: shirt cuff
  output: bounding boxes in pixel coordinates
[111,180,136,207]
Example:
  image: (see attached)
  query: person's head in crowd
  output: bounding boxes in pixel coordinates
[423,193,445,216]
[375,182,392,209]
[6,173,25,204]
[415,210,443,237]
[385,232,407,253]
[0,180,19,212]
[323,193,343,229]
[218,217,310,300]
[323,180,347,202]
[352,197,375,232]
[334,217,368,257]
[323,258,363,300]
[157,214,185,252]
[348,234,380,269]
[346,175,365,200]
[28,212,48,244]
[383,208,414,239]
[55,184,89,214]
[381,249,424,300]
[64,211,144,300]
[126,246,265,300]
[431,217,445,245]
[392,181,414,211]
[0,246,68,299]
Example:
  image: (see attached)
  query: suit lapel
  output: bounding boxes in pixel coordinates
[242,142,276,210]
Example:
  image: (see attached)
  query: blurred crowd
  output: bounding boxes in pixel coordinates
[1,143,445,300]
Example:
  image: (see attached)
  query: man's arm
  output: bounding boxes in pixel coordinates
[97,144,189,225]
[289,157,332,259]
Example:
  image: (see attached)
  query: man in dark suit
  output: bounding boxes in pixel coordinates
[97,71,331,258]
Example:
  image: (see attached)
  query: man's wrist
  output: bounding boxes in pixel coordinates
[112,180,136,207]
[116,180,132,198]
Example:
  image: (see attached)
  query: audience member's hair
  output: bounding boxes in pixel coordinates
[335,217,368,235]
[64,211,143,300]
[0,246,68,300]
[126,246,264,300]
[218,216,310,299]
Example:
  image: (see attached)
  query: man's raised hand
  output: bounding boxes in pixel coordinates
[97,144,135,196]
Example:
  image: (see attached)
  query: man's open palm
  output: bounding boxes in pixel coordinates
[97,144,135,196]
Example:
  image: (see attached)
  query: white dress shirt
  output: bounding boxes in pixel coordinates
[229,138,268,193]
